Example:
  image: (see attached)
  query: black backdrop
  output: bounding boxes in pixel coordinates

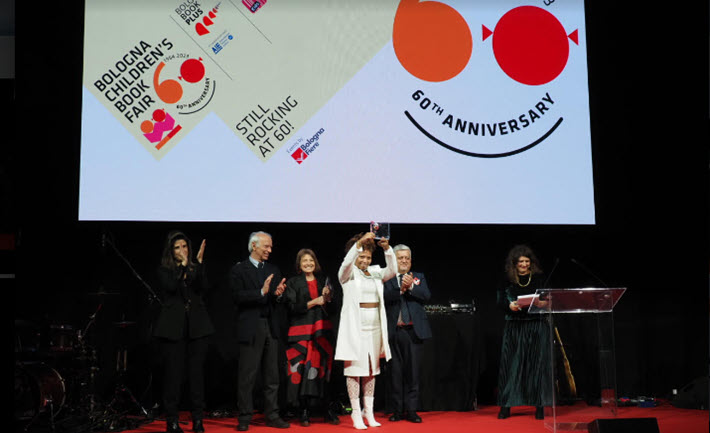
[10,0,709,410]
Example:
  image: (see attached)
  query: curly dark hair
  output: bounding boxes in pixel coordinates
[344,232,376,254]
[504,244,542,283]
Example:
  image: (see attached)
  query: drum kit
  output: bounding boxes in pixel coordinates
[14,292,153,433]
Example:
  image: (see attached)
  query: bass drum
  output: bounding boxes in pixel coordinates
[14,362,66,421]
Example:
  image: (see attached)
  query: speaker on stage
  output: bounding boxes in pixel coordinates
[587,417,660,433]
[672,376,709,410]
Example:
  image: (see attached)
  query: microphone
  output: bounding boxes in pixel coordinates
[543,257,560,288]
[570,258,608,288]
[90,303,102,320]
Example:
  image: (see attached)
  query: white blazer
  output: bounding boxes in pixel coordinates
[334,243,396,362]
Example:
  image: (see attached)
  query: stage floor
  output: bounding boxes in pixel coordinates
[120,403,707,433]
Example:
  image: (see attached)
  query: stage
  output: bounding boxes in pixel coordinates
[115,404,707,433]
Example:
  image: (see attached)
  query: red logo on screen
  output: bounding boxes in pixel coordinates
[291,148,308,164]
[141,109,182,150]
[242,0,267,13]
[196,8,219,36]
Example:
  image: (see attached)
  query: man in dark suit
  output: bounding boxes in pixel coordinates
[230,231,290,431]
[383,244,432,423]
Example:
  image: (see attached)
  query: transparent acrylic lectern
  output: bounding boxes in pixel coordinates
[528,288,626,432]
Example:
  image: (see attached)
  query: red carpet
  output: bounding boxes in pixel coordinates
[125,403,708,433]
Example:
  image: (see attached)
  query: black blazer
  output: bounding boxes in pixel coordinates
[153,264,215,341]
[230,259,285,343]
[383,271,432,340]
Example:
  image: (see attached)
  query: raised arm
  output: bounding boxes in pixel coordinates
[381,244,397,282]
[338,243,361,285]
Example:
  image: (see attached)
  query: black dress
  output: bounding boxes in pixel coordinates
[496,273,552,408]
[284,274,336,406]
[154,263,214,423]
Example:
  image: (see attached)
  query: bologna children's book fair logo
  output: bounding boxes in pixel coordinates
[392,0,581,158]
[91,37,216,157]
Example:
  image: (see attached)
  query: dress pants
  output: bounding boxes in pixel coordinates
[238,317,280,424]
[161,335,209,422]
[388,326,422,413]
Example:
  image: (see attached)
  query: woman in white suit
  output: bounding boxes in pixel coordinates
[335,232,396,429]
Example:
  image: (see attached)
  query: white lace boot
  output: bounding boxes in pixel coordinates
[350,399,367,430]
[362,396,381,427]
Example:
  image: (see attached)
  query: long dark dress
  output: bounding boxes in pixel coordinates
[284,274,336,406]
[496,273,552,408]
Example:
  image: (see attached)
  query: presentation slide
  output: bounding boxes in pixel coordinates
[79,0,595,224]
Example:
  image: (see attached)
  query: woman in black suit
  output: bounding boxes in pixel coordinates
[154,231,214,433]
[284,248,339,427]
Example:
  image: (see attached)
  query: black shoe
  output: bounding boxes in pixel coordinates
[236,423,249,431]
[299,409,310,427]
[265,417,290,429]
[324,409,340,425]
[535,406,544,420]
[168,421,185,433]
[389,411,402,422]
[497,407,510,419]
[406,411,422,423]
[193,419,205,433]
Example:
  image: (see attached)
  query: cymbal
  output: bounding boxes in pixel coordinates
[49,324,74,330]
[15,319,38,328]
[113,321,136,328]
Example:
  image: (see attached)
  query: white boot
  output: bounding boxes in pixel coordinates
[350,399,367,430]
[362,396,381,427]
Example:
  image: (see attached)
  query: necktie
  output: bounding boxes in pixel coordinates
[399,274,412,325]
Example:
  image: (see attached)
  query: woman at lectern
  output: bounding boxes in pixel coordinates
[153,231,214,433]
[496,244,552,420]
[334,232,396,429]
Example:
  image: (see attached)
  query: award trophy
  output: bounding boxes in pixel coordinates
[370,222,390,240]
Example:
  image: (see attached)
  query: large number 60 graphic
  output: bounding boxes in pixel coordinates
[393,1,575,86]
[153,58,207,104]
[154,62,183,104]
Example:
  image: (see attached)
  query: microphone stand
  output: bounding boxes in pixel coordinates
[570,258,609,288]
[543,257,561,289]
[94,231,156,431]
[104,234,162,306]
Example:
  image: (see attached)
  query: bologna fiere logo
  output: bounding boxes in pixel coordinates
[288,128,325,165]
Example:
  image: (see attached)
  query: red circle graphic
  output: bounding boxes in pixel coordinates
[180,58,206,83]
[493,6,569,85]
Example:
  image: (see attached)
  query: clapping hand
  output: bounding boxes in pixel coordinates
[261,274,274,295]
[274,278,287,296]
[400,272,414,293]
[176,250,188,267]
[196,239,206,264]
